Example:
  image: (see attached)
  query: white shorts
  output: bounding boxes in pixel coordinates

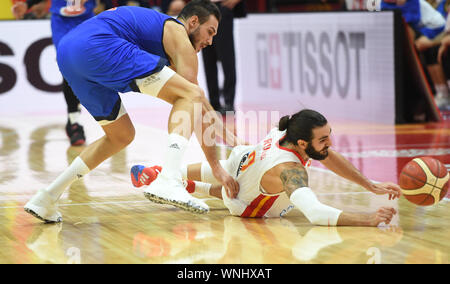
[134,66,176,97]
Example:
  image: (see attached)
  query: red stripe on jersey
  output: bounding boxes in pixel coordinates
[241,194,266,218]
[255,195,279,218]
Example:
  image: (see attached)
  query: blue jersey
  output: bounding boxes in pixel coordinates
[92,6,179,61]
[381,0,421,24]
[57,6,182,120]
[50,0,96,47]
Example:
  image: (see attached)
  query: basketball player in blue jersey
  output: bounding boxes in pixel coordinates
[24,0,242,223]
[12,0,97,146]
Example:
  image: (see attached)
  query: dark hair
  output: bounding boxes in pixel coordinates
[279,109,328,143]
[177,0,221,24]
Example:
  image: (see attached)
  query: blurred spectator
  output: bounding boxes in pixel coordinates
[161,0,186,16]
[18,0,50,19]
[382,0,450,110]
[437,4,450,108]
[202,0,246,114]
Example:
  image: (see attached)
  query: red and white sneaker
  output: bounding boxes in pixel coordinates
[131,165,196,193]
[130,165,162,188]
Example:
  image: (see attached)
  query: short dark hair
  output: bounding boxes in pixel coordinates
[279,109,328,143]
[177,0,221,24]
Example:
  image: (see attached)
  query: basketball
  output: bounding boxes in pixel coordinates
[399,157,449,206]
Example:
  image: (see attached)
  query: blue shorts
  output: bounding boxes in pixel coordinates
[57,21,168,122]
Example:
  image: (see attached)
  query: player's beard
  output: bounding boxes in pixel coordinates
[188,27,201,52]
[305,142,329,160]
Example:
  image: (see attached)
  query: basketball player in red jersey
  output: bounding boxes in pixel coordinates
[132,109,402,226]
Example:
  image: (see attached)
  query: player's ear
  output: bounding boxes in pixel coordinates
[189,15,199,28]
[296,139,308,150]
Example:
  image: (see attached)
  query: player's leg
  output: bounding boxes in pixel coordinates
[79,112,135,170]
[208,184,223,200]
[63,78,86,146]
[152,69,240,176]
[51,16,87,146]
[24,111,135,223]
[24,77,134,223]
[133,67,211,213]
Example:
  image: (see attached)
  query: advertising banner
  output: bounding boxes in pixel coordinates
[235,12,396,124]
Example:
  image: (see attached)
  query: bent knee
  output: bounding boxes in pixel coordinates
[187,85,205,102]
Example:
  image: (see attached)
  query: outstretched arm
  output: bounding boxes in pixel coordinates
[279,163,396,226]
[320,149,401,200]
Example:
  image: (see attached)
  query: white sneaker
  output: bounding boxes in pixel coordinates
[143,174,209,214]
[24,189,63,223]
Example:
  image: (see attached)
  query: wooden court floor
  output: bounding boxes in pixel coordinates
[0,113,448,264]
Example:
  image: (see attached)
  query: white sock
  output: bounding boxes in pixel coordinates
[180,165,188,180]
[184,180,212,197]
[45,156,90,202]
[160,133,189,179]
[69,111,81,125]
[193,181,212,196]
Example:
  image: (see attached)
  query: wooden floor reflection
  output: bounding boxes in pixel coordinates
[0,114,448,264]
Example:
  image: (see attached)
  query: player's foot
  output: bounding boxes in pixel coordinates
[131,165,195,193]
[65,120,86,146]
[130,165,162,188]
[24,189,63,223]
[143,175,209,214]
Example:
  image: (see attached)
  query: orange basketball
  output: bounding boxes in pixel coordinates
[399,157,449,206]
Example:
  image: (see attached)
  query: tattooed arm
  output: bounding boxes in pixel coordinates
[263,162,396,226]
[279,163,309,197]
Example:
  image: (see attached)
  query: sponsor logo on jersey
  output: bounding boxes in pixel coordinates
[236,153,249,178]
[236,151,256,177]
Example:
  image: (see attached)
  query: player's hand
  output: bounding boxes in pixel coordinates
[12,2,28,19]
[368,182,402,200]
[213,167,239,199]
[370,207,397,226]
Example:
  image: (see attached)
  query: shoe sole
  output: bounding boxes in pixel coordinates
[24,207,63,224]
[143,192,208,214]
